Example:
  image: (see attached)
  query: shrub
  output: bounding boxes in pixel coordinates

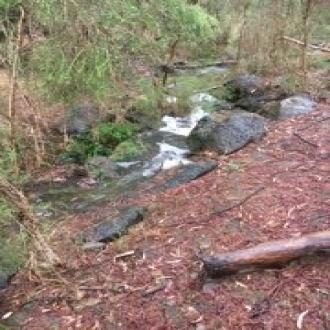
[64,121,139,163]
[111,140,147,162]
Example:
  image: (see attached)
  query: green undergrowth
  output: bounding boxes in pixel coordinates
[110,139,148,162]
[311,57,330,71]
[0,199,26,284]
[64,121,140,163]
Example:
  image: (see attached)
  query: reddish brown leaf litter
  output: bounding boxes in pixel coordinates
[1,105,330,329]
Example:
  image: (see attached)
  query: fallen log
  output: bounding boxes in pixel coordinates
[283,36,330,53]
[200,230,330,278]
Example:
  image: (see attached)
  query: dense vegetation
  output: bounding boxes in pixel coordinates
[0,0,329,285]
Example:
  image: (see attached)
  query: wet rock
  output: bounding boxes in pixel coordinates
[224,75,290,118]
[82,206,147,243]
[235,93,286,118]
[66,105,99,135]
[279,95,317,119]
[225,75,267,101]
[87,156,120,179]
[187,112,266,154]
[162,161,217,190]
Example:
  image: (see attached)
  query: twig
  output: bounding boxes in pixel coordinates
[293,132,318,148]
[213,186,265,216]
[113,250,135,262]
[161,187,265,228]
[142,282,167,297]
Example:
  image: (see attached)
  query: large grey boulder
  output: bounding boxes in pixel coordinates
[81,206,147,243]
[279,95,317,119]
[187,112,266,154]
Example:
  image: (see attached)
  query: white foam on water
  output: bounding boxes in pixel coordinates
[165,95,178,104]
[160,106,208,137]
[142,143,190,177]
[116,161,141,169]
[190,93,219,105]
[143,92,219,175]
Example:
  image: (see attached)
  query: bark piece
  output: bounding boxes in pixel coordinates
[200,230,330,277]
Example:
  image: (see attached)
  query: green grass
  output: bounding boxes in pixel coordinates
[310,57,330,71]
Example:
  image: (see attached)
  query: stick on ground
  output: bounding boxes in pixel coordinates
[200,230,330,277]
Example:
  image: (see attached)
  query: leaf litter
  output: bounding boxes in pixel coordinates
[0,105,329,329]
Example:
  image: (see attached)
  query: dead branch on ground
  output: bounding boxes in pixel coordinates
[0,175,61,267]
[199,230,330,277]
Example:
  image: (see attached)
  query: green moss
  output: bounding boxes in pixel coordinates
[111,140,147,162]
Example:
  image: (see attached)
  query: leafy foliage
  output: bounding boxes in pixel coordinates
[26,0,218,105]
[64,121,138,163]
[111,140,147,162]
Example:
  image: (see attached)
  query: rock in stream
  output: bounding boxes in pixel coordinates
[161,160,217,190]
[81,206,147,243]
[187,112,266,154]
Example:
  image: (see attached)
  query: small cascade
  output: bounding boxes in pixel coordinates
[141,92,219,176]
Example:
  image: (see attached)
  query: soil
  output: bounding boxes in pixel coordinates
[0,104,329,330]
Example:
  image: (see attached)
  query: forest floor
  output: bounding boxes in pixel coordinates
[0,104,329,329]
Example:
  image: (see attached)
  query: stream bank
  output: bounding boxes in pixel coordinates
[0,64,318,290]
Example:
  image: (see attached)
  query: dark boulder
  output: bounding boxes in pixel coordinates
[235,91,287,118]
[162,161,217,190]
[81,206,147,243]
[187,112,266,154]
[224,75,268,101]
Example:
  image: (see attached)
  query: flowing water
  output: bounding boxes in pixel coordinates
[30,66,228,218]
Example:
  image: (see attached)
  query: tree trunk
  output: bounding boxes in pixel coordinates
[200,230,330,278]
[8,6,24,175]
[237,1,250,66]
[301,0,312,78]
